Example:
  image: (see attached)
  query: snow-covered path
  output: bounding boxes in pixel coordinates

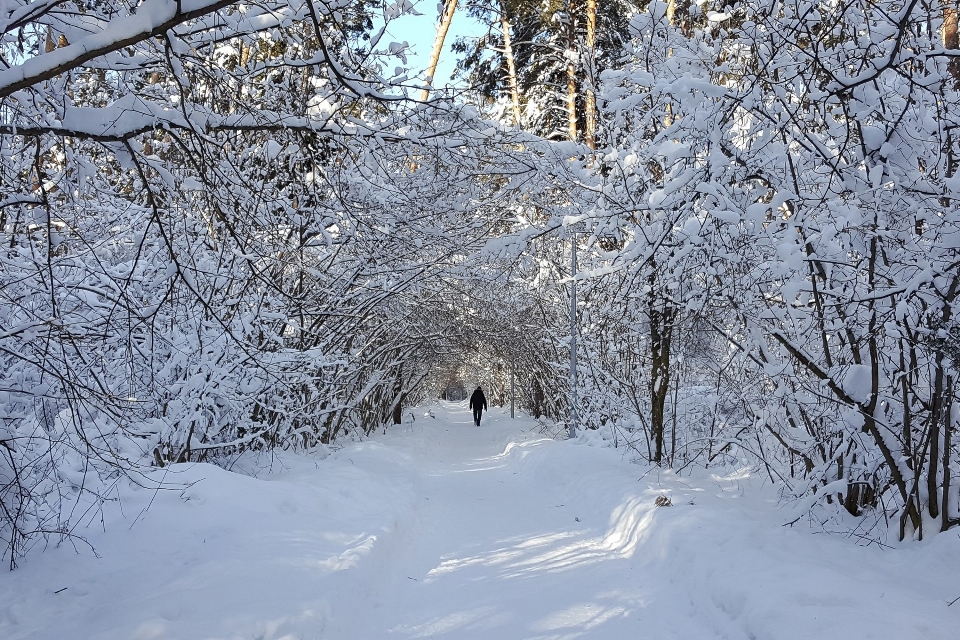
[344,405,661,639]
[339,404,957,639]
[1,402,958,639]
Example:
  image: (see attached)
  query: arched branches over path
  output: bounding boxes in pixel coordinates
[414,259,570,423]
[0,0,585,566]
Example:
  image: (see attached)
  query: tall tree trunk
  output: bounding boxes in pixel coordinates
[662,0,691,129]
[391,357,405,425]
[566,1,578,142]
[420,0,458,101]
[392,394,404,424]
[500,11,522,126]
[945,0,960,82]
[648,273,675,465]
[583,0,597,149]
[942,375,956,531]
[929,276,959,519]
[929,362,944,519]
[667,0,692,35]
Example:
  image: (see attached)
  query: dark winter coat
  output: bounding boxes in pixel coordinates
[469,388,487,412]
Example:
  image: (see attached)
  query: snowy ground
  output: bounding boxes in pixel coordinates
[1,402,958,639]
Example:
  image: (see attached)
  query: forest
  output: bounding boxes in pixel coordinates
[1,0,959,574]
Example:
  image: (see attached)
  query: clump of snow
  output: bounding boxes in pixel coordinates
[265,140,283,160]
[842,364,873,404]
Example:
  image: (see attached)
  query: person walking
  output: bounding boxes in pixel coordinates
[469,386,487,426]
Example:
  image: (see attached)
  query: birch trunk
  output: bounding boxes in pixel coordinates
[420,0,458,101]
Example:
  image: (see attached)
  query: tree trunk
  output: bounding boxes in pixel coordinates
[929,363,944,519]
[945,1,960,82]
[566,1,578,142]
[942,375,956,531]
[392,395,404,424]
[583,0,597,149]
[392,361,404,424]
[501,12,522,126]
[420,0,458,101]
[649,275,675,465]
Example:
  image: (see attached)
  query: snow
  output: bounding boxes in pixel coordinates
[842,364,873,404]
[1,403,957,639]
[0,0,180,95]
[266,140,283,160]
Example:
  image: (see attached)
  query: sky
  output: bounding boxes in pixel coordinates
[374,0,489,88]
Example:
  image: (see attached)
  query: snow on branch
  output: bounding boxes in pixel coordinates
[0,0,241,97]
